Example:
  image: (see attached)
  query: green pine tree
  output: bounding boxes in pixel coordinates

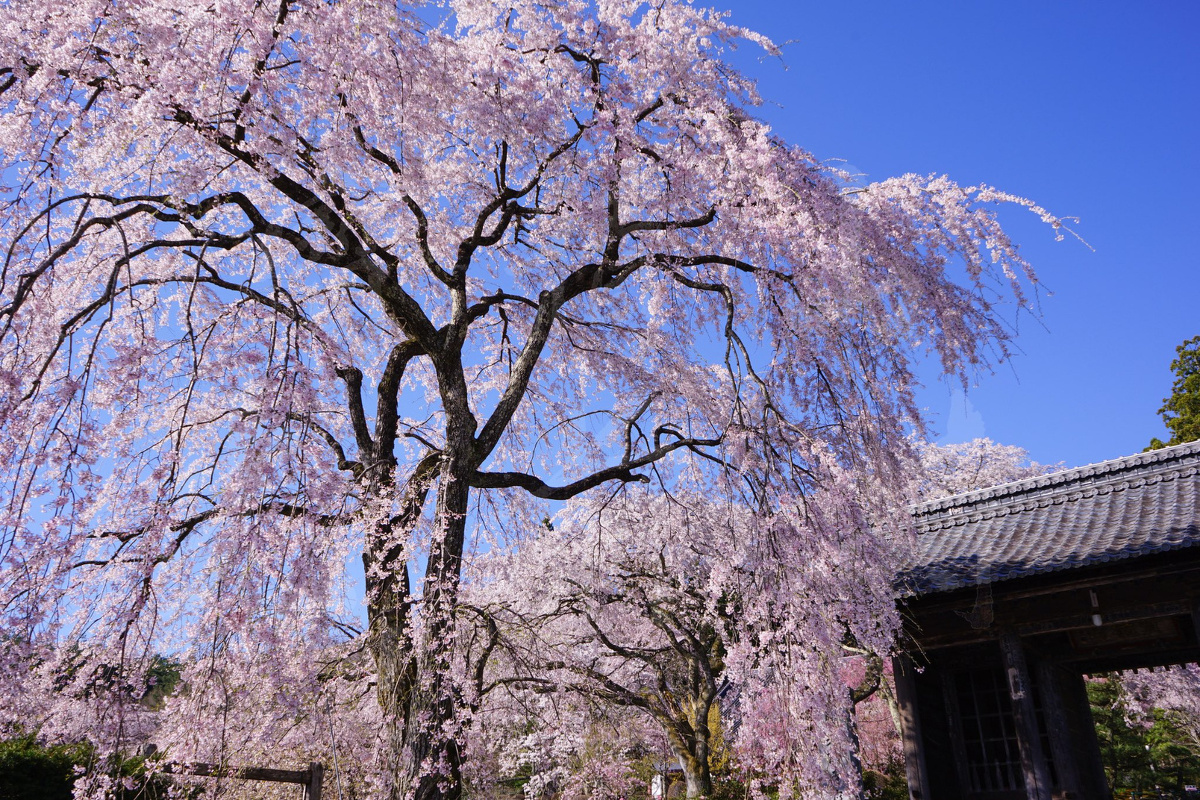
[1087,674,1200,796]
[1147,335,1200,450]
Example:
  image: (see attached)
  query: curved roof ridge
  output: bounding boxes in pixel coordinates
[912,438,1200,521]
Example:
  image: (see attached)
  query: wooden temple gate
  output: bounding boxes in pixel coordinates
[895,440,1200,800]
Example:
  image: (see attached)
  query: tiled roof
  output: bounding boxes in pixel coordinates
[902,440,1200,596]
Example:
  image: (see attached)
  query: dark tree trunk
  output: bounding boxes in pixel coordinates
[364,506,418,800]
[361,456,472,800]
[365,516,417,800]
[362,342,478,800]
[397,663,463,800]
[395,460,471,800]
[678,749,713,799]
[665,698,714,798]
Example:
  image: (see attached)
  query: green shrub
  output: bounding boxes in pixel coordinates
[862,756,909,800]
[0,733,91,800]
[0,734,176,800]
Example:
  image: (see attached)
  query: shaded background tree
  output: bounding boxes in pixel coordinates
[469,494,751,799]
[916,437,1059,499]
[1148,336,1200,450]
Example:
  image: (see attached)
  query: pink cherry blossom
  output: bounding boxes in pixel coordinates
[0,1,1063,797]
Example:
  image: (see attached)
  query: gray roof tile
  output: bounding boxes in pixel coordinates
[902,440,1200,595]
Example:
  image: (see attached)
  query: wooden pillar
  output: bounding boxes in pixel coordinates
[1060,669,1111,800]
[307,762,324,800]
[1192,598,1200,646]
[891,655,932,800]
[1035,662,1091,799]
[938,672,973,792]
[999,631,1052,800]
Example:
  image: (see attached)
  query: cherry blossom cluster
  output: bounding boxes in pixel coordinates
[0,0,1062,797]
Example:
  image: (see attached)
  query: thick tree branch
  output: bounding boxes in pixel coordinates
[617,206,715,238]
[171,108,442,351]
[470,431,720,500]
[374,339,427,465]
[335,366,376,462]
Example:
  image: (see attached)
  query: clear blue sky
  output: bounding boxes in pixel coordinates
[723,0,1199,469]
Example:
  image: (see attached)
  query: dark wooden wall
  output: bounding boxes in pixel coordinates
[896,548,1200,800]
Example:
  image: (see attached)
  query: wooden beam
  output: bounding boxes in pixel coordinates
[910,592,1198,651]
[161,760,325,799]
[910,628,998,651]
[905,554,1200,610]
[999,631,1052,800]
[1015,600,1192,637]
[891,655,932,800]
[161,763,313,784]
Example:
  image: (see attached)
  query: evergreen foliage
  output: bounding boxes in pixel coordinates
[0,734,89,800]
[861,757,909,800]
[1147,335,1200,450]
[1088,674,1200,796]
[0,731,175,800]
